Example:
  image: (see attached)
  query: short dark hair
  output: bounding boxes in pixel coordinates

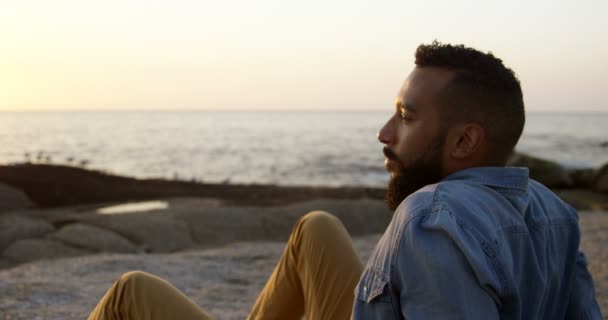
[415,41,525,165]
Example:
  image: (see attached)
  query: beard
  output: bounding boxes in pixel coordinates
[384,136,445,211]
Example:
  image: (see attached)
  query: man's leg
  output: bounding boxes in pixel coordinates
[248,211,364,320]
[88,271,214,320]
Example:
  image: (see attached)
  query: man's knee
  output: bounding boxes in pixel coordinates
[296,211,344,236]
[117,270,156,287]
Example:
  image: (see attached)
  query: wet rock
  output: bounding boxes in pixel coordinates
[507,153,572,188]
[0,183,36,212]
[49,223,139,253]
[2,238,90,263]
[0,215,55,251]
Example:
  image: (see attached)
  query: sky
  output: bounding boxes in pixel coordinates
[1,0,607,112]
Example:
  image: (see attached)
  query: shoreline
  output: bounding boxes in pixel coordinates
[1,156,607,211]
[0,163,385,208]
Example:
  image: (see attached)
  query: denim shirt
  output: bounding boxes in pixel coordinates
[352,167,602,319]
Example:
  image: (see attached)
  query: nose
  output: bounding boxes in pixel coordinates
[377,116,394,145]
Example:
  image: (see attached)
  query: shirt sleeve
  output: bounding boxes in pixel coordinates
[566,251,603,319]
[395,216,500,320]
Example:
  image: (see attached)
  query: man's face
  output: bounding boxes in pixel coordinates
[378,67,454,210]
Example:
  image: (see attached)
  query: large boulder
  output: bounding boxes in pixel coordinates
[507,153,572,188]
[0,183,35,212]
[175,199,392,247]
[174,206,281,246]
[595,163,608,194]
[49,223,139,253]
[2,238,90,263]
[0,215,55,251]
[281,199,392,236]
[68,213,194,253]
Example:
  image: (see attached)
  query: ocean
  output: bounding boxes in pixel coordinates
[0,111,606,188]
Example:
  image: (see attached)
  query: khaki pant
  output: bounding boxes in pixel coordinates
[88,211,364,320]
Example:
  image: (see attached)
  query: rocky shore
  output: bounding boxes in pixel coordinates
[0,153,607,318]
[0,211,606,319]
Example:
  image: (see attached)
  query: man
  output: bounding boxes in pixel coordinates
[88,41,602,319]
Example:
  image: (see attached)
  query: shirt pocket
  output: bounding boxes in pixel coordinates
[355,267,391,304]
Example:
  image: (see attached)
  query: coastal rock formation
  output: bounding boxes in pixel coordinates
[0,182,35,212]
[0,199,391,268]
[555,190,608,211]
[0,163,384,208]
[49,223,139,253]
[595,163,608,194]
[507,153,572,188]
[2,238,90,264]
[174,199,392,246]
[0,214,54,251]
[570,168,597,189]
[61,213,195,253]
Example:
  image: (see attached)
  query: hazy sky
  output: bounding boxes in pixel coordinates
[1,0,607,112]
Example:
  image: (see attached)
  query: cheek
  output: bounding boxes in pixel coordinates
[394,126,430,165]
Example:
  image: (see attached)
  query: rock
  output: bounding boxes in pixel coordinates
[73,213,194,253]
[594,163,608,194]
[284,199,392,236]
[2,238,90,263]
[0,215,55,251]
[507,153,572,188]
[175,207,287,246]
[0,182,36,212]
[569,168,597,189]
[49,223,139,253]
[555,189,608,211]
[175,199,392,247]
[0,258,14,269]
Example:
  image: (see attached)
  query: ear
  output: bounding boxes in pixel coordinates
[450,123,485,159]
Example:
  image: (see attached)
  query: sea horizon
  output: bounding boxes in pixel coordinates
[1,109,607,114]
[1,111,606,188]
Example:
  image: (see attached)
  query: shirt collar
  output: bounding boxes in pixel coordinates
[441,166,529,190]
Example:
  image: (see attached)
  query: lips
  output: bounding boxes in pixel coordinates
[384,157,398,172]
[383,147,399,172]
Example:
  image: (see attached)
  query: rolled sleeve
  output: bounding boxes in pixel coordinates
[395,216,500,320]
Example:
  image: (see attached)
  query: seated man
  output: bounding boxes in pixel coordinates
[88,42,602,320]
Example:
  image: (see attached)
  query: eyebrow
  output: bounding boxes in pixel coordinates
[395,101,417,113]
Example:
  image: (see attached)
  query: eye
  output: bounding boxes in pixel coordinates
[399,110,411,121]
